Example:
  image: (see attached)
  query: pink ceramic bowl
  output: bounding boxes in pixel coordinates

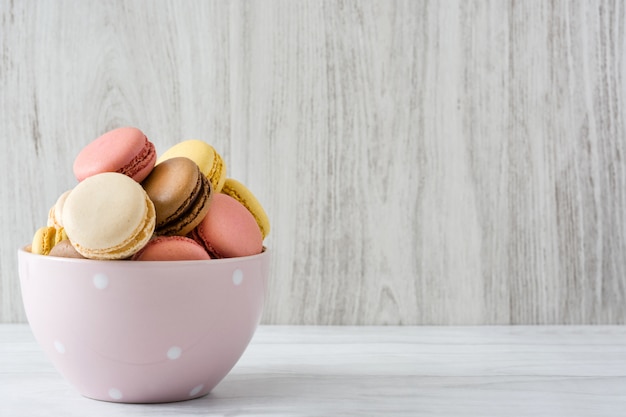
[18,247,269,403]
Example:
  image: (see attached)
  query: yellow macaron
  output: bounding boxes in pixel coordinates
[221,178,270,239]
[156,140,227,193]
[31,226,68,255]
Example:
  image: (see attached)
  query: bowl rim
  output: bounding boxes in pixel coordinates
[18,246,269,267]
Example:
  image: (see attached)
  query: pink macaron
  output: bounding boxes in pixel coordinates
[73,127,157,182]
[190,193,263,258]
[132,236,211,261]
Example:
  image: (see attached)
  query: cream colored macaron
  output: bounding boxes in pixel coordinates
[47,189,72,228]
[62,172,156,260]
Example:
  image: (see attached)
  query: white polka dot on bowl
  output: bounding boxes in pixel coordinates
[93,273,109,290]
[232,269,243,286]
[167,346,182,360]
[108,388,123,400]
[54,340,66,354]
[189,384,204,397]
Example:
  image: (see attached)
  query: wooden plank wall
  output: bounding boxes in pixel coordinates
[1,0,625,324]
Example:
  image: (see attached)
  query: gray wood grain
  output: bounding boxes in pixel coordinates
[1,0,625,324]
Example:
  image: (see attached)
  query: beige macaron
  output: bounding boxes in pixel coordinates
[47,189,72,228]
[62,172,156,259]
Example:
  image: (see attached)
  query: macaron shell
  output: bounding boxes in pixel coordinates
[73,127,156,182]
[157,139,227,192]
[191,193,263,258]
[62,172,156,259]
[221,178,270,239]
[132,236,211,261]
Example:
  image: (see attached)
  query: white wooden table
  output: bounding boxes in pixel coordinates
[1,325,625,416]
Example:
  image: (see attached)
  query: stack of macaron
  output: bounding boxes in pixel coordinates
[29,127,269,261]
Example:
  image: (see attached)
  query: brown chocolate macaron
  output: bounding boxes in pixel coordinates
[141,157,213,236]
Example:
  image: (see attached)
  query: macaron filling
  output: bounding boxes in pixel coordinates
[208,151,225,192]
[190,228,224,259]
[118,137,156,181]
